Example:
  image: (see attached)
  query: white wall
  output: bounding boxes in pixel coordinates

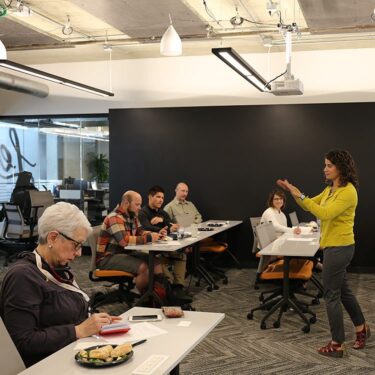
[1,47,375,116]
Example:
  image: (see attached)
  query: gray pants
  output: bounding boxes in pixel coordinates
[323,245,365,343]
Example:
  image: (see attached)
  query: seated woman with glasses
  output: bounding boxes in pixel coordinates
[260,189,301,237]
[254,189,302,284]
[0,202,120,367]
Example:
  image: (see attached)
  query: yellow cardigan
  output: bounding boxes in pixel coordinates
[296,182,357,248]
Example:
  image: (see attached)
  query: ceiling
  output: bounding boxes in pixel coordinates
[0,0,375,65]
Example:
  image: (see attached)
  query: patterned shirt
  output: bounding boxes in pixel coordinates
[96,205,151,263]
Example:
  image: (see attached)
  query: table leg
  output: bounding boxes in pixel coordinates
[135,251,164,307]
[170,364,180,375]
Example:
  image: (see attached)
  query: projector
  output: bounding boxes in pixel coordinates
[271,78,304,96]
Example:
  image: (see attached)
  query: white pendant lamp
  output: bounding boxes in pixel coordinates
[160,14,182,56]
[0,39,7,59]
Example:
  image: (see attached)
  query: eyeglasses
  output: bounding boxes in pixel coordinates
[58,231,83,251]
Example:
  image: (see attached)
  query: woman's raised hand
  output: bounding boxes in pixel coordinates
[277,179,303,199]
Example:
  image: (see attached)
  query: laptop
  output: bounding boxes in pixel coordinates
[289,211,308,227]
[175,213,195,228]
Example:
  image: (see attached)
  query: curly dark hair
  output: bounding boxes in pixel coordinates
[325,149,359,189]
[267,188,287,210]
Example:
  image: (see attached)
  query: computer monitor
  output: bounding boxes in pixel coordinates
[72,179,88,191]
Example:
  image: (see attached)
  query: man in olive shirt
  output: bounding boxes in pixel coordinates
[139,185,191,302]
[164,182,202,226]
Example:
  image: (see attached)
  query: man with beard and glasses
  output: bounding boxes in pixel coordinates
[97,190,164,293]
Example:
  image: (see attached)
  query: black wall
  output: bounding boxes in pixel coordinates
[109,103,375,270]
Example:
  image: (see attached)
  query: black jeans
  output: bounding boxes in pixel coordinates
[323,245,365,343]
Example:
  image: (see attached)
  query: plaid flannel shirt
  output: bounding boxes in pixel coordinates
[96,205,151,263]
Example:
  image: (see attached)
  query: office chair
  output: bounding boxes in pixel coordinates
[0,317,26,375]
[28,190,55,220]
[247,222,316,331]
[196,237,229,288]
[88,226,139,310]
[250,217,263,289]
[0,203,39,266]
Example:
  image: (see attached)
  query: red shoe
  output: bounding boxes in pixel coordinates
[353,324,371,350]
[318,342,346,358]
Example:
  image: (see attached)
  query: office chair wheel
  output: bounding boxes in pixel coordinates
[247,312,254,320]
[273,321,280,328]
[207,286,213,292]
[260,322,267,330]
[312,298,320,305]
[317,292,323,299]
[213,284,219,290]
[302,325,310,333]
[254,284,260,290]
[310,316,317,324]
[223,277,228,285]
[195,281,200,287]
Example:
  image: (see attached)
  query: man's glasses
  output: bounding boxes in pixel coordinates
[58,231,83,251]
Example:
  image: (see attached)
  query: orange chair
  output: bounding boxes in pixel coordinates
[88,226,138,310]
[197,237,229,287]
[247,222,316,331]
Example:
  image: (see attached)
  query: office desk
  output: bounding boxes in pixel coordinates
[257,233,320,332]
[20,307,225,375]
[126,220,242,306]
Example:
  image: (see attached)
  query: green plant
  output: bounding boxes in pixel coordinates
[92,153,109,182]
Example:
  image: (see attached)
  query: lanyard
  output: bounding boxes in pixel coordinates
[33,250,90,302]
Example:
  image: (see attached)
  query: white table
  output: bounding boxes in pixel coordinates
[127,220,242,305]
[20,307,225,375]
[257,232,320,332]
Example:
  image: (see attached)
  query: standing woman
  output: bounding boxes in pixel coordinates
[278,149,369,358]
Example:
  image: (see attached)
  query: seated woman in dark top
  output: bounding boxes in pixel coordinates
[0,202,120,367]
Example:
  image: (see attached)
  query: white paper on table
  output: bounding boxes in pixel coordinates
[101,322,168,345]
[177,321,191,327]
[287,238,314,242]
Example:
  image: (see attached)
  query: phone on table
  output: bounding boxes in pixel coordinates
[128,314,163,322]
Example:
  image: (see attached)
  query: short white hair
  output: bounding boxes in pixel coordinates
[38,202,92,244]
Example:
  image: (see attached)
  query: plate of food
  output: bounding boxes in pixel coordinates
[75,343,133,368]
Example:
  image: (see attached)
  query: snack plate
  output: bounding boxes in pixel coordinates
[75,344,133,368]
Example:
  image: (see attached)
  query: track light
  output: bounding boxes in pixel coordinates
[0,59,114,96]
[212,47,270,92]
[160,14,182,56]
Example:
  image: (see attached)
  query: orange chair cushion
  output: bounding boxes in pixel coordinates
[260,259,313,281]
[200,242,228,253]
[94,269,134,278]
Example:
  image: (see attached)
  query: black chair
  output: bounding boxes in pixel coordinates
[88,226,139,310]
[0,203,39,266]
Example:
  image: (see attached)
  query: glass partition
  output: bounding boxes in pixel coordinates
[0,116,109,223]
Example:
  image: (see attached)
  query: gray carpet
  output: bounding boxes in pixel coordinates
[1,254,375,374]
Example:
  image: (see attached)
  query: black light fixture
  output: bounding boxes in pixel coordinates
[0,59,114,97]
[212,47,270,92]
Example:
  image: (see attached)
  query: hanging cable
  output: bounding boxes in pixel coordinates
[202,0,222,27]
[264,69,287,89]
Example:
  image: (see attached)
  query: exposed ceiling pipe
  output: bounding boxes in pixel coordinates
[0,71,49,97]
